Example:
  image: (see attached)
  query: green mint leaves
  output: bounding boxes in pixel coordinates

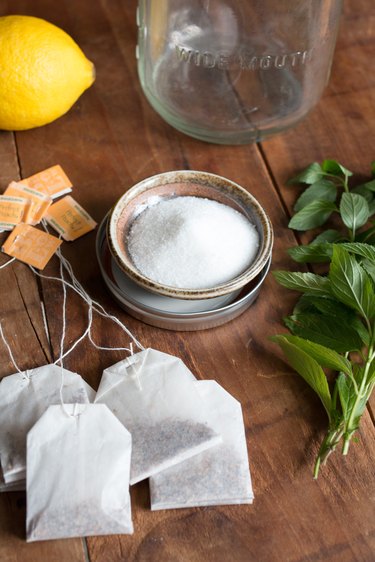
[273,159,375,478]
[286,160,375,240]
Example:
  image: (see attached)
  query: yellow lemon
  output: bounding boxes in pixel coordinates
[0,15,95,130]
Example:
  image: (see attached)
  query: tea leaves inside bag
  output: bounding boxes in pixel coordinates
[27,403,133,541]
[0,364,94,487]
[150,380,254,509]
[95,348,221,484]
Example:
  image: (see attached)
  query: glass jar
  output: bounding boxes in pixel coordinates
[136,0,342,144]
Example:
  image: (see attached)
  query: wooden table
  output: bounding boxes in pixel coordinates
[0,1,374,561]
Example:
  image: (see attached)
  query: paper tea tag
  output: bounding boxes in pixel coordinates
[5,181,52,225]
[0,365,94,487]
[150,380,254,510]
[20,165,73,199]
[0,195,28,230]
[95,348,221,485]
[27,404,133,541]
[2,224,62,269]
[45,195,97,241]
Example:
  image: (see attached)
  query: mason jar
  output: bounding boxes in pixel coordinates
[136,0,343,144]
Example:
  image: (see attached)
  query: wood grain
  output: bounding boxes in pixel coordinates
[0,1,374,561]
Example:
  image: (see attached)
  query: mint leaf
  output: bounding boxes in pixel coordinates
[287,162,324,185]
[371,161,375,177]
[292,295,370,345]
[272,335,332,417]
[362,259,375,284]
[273,271,331,296]
[289,200,337,230]
[356,224,375,244]
[294,180,337,212]
[274,334,352,375]
[368,362,375,385]
[293,295,353,320]
[339,193,370,231]
[339,243,375,262]
[312,229,343,244]
[362,179,375,192]
[329,246,375,320]
[337,373,357,419]
[353,181,375,200]
[288,243,332,263]
[284,313,364,353]
[368,198,375,216]
[322,159,353,178]
[363,279,375,319]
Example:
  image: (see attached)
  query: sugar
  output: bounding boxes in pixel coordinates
[127,196,259,289]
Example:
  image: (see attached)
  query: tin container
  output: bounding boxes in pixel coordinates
[96,215,271,331]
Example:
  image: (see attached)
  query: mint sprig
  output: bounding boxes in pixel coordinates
[273,160,375,478]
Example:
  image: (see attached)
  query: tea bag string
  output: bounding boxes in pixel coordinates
[56,246,144,352]
[0,259,30,375]
[56,250,76,416]
[29,263,144,356]
[0,257,16,269]
[0,320,22,374]
[127,342,145,390]
[0,257,23,372]
[30,226,144,354]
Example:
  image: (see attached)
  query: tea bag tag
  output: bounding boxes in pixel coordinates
[125,343,146,390]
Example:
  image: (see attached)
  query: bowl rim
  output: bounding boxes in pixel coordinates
[108,170,273,300]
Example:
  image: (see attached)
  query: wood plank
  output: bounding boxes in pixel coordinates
[0,134,86,560]
[2,1,374,561]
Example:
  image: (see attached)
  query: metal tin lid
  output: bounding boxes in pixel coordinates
[96,215,271,331]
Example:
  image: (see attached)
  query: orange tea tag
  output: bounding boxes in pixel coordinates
[2,224,62,270]
[0,195,29,230]
[20,165,73,199]
[45,196,97,241]
[5,182,52,225]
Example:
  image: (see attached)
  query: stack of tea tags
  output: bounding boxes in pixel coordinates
[0,165,97,268]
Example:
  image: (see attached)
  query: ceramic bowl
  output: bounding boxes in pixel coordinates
[108,170,273,300]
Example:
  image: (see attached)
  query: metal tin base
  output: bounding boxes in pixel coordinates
[96,215,271,331]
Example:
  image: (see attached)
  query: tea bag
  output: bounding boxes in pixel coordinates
[27,403,133,541]
[0,364,94,487]
[95,348,221,484]
[150,380,254,509]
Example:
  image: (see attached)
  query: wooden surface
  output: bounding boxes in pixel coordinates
[0,1,374,561]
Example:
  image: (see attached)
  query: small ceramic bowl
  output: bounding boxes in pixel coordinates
[108,170,273,300]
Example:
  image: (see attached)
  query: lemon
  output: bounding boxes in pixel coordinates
[0,15,95,130]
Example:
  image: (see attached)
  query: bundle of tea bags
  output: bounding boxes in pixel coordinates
[95,348,222,484]
[27,403,133,541]
[0,364,95,490]
[150,380,254,509]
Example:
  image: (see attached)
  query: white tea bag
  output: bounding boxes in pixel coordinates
[0,364,94,486]
[95,348,221,484]
[27,403,133,541]
[150,380,254,509]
